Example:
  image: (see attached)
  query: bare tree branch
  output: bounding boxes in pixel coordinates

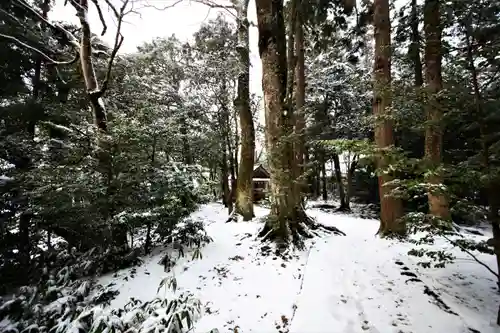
[194,0,236,19]
[140,0,237,20]
[0,33,78,65]
[13,0,80,49]
[90,0,108,35]
[196,0,235,9]
[97,0,130,96]
[442,233,499,279]
[138,0,183,11]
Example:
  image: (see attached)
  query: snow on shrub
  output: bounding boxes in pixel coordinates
[0,280,209,333]
[159,219,213,272]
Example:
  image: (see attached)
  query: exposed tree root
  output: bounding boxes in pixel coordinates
[226,209,256,223]
[258,210,346,252]
[225,209,238,223]
[310,203,337,210]
[336,205,351,213]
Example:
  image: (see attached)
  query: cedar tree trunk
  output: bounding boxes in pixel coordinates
[256,0,303,244]
[235,0,255,220]
[294,0,307,200]
[373,0,404,236]
[423,0,450,220]
[410,0,423,87]
[256,0,345,246]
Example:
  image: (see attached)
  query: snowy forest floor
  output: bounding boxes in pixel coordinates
[98,202,500,333]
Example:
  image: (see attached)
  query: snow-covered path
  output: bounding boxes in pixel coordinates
[290,210,475,333]
[98,203,500,333]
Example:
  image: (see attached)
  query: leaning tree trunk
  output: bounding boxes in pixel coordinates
[423,0,449,220]
[77,0,107,133]
[234,0,255,221]
[256,0,344,247]
[373,0,404,236]
[75,0,130,247]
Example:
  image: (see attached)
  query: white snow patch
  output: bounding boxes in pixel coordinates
[97,202,500,333]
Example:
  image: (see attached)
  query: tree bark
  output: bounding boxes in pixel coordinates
[219,80,233,214]
[305,150,314,196]
[76,0,108,132]
[256,0,303,244]
[234,0,255,221]
[423,0,449,220]
[233,108,239,179]
[464,18,500,291]
[373,0,404,236]
[256,0,345,245]
[227,112,236,210]
[346,158,357,208]
[294,0,307,201]
[221,148,230,208]
[321,158,328,201]
[314,153,321,198]
[409,0,423,87]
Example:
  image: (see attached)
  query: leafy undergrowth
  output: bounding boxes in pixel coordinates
[0,206,214,333]
[86,201,500,333]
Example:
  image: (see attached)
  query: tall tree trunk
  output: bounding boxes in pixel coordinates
[305,150,314,196]
[234,0,255,220]
[373,0,404,236]
[256,0,305,245]
[77,0,107,132]
[423,0,449,220]
[409,0,423,87]
[75,0,119,228]
[227,115,236,211]
[233,108,239,179]
[210,165,218,200]
[220,81,233,213]
[256,0,346,242]
[221,149,230,208]
[464,18,500,291]
[346,157,357,209]
[333,153,347,209]
[315,154,321,198]
[321,158,327,201]
[294,0,306,201]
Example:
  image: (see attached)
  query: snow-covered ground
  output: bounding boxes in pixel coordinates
[98,202,500,333]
